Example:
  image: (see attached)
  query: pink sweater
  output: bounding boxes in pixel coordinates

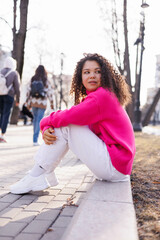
[40,87,136,175]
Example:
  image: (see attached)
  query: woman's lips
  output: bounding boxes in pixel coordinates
[88,81,97,84]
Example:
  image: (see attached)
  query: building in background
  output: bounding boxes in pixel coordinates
[155,55,160,87]
[143,54,160,124]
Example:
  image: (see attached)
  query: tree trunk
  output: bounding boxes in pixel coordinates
[123,0,133,121]
[12,0,29,79]
[10,0,29,124]
[110,0,133,121]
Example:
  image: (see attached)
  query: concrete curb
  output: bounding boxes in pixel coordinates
[61,179,139,240]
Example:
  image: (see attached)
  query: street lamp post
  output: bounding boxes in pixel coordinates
[59,53,64,110]
[133,0,149,131]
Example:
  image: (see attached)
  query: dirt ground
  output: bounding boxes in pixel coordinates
[131,131,160,240]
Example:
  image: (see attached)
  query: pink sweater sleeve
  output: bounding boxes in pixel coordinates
[40,115,53,134]
[40,95,101,132]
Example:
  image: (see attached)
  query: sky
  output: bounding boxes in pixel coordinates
[0,0,160,105]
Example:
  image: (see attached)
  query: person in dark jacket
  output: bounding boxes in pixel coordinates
[19,104,33,125]
[0,57,20,143]
[26,65,54,146]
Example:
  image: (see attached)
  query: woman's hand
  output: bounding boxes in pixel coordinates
[42,128,57,145]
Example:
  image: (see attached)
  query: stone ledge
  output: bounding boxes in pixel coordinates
[61,180,139,240]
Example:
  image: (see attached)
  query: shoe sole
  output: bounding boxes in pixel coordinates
[32,183,50,192]
[10,183,50,194]
[0,139,7,143]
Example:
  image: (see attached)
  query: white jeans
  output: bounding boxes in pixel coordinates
[34,125,129,182]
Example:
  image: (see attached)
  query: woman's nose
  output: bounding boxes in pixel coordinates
[90,72,95,78]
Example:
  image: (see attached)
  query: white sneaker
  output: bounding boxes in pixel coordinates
[33,142,39,146]
[26,170,59,187]
[0,135,7,143]
[10,174,50,194]
[45,171,59,187]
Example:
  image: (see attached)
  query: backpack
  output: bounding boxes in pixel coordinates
[30,80,46,98]
[0,70,13,95]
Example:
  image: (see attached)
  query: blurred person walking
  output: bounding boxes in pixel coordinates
[25,65,54,146]
[0,57,20,143]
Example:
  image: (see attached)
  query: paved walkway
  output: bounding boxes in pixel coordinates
[142,125,160,135]
[0,125,95,240]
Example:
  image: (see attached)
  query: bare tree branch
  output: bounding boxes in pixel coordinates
[111,0,123,74]
[0,17,12,29]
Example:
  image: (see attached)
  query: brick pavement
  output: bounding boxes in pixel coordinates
[0,125,95,240]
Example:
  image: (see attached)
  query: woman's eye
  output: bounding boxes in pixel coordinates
[84,71,90,74]
[95,70,101,74]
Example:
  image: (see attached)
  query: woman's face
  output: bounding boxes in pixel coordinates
[82,60,101,92]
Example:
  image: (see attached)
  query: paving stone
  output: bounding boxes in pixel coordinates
[57,175,71,180]
[12,211,39,223]
[65,183,81,188]
[0,182,10,188]
[83,176,95,183]
[53,194,71,201]
[0,218,10,227]
[59,188,76,195]
[0,207,22,219]
[41,227,66,240]
[29,190,51,197]
[19,194,37,201]
[22,219,52,234]
[14,233,42,240]
[46,189,60,196]
[0,222,27,237]
[52,216,72,228]
[69,178,84,184]
[0,237,12,240]
[53,184,66,190]
[45,200,66,210]
[77,182,92,192]
[10,199,34,208]
[24,202,48,212]
[0,202,11,212]
[33,195,54,203]
[35,208,60,221]
[73,192,86,205]
[0,190,9,198]
[1,177,19,184]
[61,206,78,216]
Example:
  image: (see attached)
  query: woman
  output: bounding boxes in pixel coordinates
[26,65,54,146]
[0,56,20,143]
[10,53,135,194]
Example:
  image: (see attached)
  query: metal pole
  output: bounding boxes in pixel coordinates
[59,53,64,110]
[59,73,62,110]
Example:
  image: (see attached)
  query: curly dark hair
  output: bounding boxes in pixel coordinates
[70,53,131,106]
[31,65,48,87]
